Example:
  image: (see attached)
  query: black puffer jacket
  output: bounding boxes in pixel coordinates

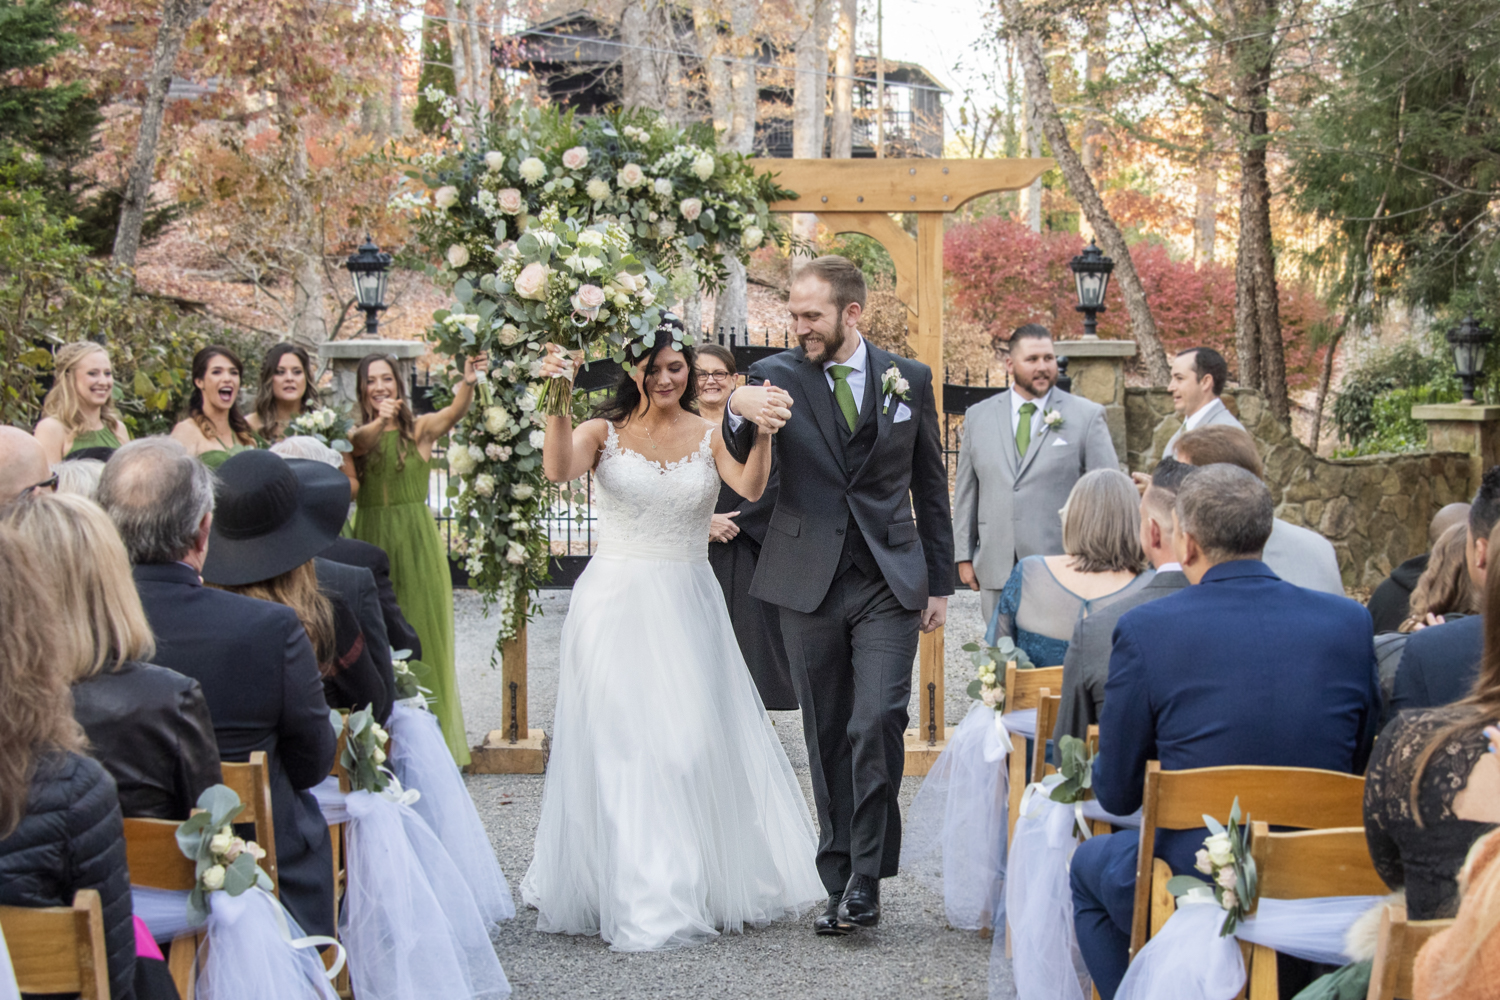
[0,751,136,1000]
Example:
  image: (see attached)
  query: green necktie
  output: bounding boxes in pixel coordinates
[830,365,858,431]
[1016,401,1037,455]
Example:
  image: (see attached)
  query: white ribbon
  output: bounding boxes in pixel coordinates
[229,888,347,981]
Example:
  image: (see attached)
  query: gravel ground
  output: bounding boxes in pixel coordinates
[454,587,1011,1000]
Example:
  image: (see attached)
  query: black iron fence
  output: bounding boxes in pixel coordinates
[413,332,1024,589]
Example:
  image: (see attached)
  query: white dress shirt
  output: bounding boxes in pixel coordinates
[1183,396,1227,433]
[1010,386,1052,447]
[727,333,869,429]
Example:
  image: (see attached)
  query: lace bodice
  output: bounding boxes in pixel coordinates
[594,423,719,561]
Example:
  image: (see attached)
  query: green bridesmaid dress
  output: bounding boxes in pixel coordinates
[66,426,121,455]
[352,431,468,765]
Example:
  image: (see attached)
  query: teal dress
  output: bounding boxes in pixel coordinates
[352,432,467,765]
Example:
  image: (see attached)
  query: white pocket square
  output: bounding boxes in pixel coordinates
[1051,437,1068,446]
[894,402,912,423]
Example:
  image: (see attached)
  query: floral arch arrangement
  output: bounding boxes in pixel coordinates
[403,101,796,648]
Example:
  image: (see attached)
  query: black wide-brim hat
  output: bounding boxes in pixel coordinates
[202,450,351,587]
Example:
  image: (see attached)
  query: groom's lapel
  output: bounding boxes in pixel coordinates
[997,392,1019,479]
[792,354,845,468]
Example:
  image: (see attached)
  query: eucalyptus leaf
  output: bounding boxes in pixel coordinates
[454,279,474,304]
[1166,874,1212,898]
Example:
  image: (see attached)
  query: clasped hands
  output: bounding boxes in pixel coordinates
[729,383,794,434]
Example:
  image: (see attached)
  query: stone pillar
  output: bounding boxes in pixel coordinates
[318,339,428,409]
[1412,403,1500,495]
[1055,339,1136,464]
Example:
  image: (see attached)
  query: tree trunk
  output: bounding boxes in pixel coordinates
[725,0,757,152]
[463,0,491,122]
[1023,73,1043,233]
[443,0,471,110]
[712,256,750,342]
[831,0,854,158]
[282,115,327,347]
[390,50,404,136]
[1002,0,1171,382]
[1079,10,1107,242]
[621,0,682,119]
[692,0,731,133]
[790,0,825,270]
[1192,139,1218,265]
[113,0,208,269]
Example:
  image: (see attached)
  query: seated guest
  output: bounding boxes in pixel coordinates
[1071,464,1381,999]
[1366,532,1500,922]
[1,492,221,819]
[273,436,424,660]
[1393,467,1500,713]
[1369,502,1472,633]
[1174,425,1345,595]
[53,456,105,499]
[202,450,392,722]
[1055,458,1195,744]
[986,468,1150,666]
[1375,523,1481,707]
[0,525,136,1000]
[97,438,338,938]
[1413,828,1500,999]
[0,425,54,502]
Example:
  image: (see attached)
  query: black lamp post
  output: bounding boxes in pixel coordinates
[1447,315,1494,403]
[1068,238,1115,339]
[345,238,392,336]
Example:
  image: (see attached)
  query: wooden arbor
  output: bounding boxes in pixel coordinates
[748,157,1054,774]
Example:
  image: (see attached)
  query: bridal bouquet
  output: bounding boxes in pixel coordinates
[963,637,1034,712]
[1166,798,1259,934]
[285,405,355,453]
[176,785,274,924]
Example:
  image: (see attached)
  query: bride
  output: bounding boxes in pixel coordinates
[520,323,825,952]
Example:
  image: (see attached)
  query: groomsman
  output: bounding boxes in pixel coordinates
[953,324,1118,621]
[1163,347,1243,455]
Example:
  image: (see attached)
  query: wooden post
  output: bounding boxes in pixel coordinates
[468,595,549,773]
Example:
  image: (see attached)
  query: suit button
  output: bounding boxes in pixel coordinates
[835,527,845,535]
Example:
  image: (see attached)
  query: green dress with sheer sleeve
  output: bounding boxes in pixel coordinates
[66,426,121,455]
[352,430,468,765]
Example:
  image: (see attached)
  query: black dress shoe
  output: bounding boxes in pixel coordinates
[837,873,880,927]
[813,892,854,936]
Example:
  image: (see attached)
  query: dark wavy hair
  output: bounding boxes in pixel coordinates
[187,345,254,446]
[592,319,700,423]
[355,353,418,473]
[254,343,320,439]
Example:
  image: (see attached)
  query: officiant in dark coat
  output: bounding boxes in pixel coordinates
[697,344,797,710]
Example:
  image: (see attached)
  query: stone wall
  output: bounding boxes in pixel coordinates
[1122,388,1473,588]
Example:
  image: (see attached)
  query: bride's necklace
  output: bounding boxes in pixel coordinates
[637,412,682,452]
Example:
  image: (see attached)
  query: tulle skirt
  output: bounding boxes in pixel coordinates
[520,549,825,952]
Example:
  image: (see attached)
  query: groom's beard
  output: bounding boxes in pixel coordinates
[800,319,849,364]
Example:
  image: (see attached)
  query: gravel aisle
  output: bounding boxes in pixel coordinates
[454,587,1012,1000]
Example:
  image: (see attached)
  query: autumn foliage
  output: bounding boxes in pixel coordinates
[944,217,1329,390]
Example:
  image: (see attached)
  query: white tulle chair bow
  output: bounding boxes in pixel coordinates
[0,919,20,1000]
[196,887,343,1000]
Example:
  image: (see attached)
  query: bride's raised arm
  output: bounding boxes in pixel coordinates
[540,344,608,484]
[710,384,790,501]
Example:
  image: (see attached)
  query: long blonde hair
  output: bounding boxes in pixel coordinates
[0,493,156,681]
[40,342,121,437]
[0,524,84,837]
[1402,522,1481,631]
[214,561,334,672]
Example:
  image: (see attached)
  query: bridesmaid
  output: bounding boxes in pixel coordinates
[171,346,256,468]
[248,342,319,442]
[34,342,132,463]
[695,344,798,710]
[349,352,486,765]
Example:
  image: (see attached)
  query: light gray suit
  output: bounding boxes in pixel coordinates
[953,387,1119,621]
[1163,397,1246,458]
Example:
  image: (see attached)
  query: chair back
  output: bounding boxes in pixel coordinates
[1367,904,1454,1000]
[1003,664,1064,714]
[1031,692,1061,785]
[123,817,203,998]
[1129,763,1366,959]
[0,889,111,999]
[221,751,279,894]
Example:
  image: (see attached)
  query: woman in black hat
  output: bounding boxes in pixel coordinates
[203,450,391,722]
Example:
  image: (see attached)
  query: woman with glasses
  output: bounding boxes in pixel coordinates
[695,344,797,710]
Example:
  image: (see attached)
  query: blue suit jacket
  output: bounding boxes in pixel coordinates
[1095,560,1381,872]
[1391,613,1484,713]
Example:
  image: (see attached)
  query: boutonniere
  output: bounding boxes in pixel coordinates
[881,364,910,414]
[1042,408,1064,431]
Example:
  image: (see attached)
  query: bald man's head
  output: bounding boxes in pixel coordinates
[1431,502,1471,546]
[0,427,51,503]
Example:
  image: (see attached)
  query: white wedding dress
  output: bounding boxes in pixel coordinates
[520,423,825,952]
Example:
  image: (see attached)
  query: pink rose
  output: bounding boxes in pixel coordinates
[679,197,702,222]
[497,188,523,215]
[571,283,606,318]
[561,146,589,170]
[514,262,550,301]
[618,162,644,189]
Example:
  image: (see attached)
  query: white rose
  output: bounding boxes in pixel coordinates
[742,225,764,249]
[512,483,535,500]
[496,187,523,215]
[894,376,910,395]
[1194,849,1214,875]
[639,289,656,307]
[1215,866,1238,891]
[505,542,527,565]
[561,146,589,170]
[446,244,469,269]
[473,474,496,497]
[653,177,673,196]
[692,152,715,180]
[518,157,546,184]
[433,185,459,209]
[618,162,644,189]
[371,747,386,764]
[614,271,640,293]
[209,832,233,855]
[529,429,546,449]
[514,262,550,300]
[1204,832,1234,868]
[577,228,605,248]
[498,323,522,346]
[484,151,505,172]
[585,177,610,201]
[201,864,226,891]
[679,197,702,222]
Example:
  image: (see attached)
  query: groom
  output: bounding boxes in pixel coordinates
[724,255,953,936]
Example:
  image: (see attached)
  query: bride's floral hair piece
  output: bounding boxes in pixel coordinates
[593,316,701,422]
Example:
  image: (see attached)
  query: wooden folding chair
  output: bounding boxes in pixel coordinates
[124,817,204,999]
[1030,692,1062,785]
[1003,664,1063,842]
[1243,824,1388,1000]
[221,751,279,895]
[328,715,352,996]
[1128,763,1366,961]
[1366,904,1454,1000]
[0,889,111,999]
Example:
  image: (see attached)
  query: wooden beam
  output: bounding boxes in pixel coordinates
[751,158,1054,213]
[825,212,918,316]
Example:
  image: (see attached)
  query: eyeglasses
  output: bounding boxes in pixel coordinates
[23,474,58,496]
[697,371,733,383]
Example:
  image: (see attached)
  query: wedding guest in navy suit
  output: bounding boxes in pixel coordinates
[1392,467,1500,713]
[98,438,338,938]
[1070,464,1381,999]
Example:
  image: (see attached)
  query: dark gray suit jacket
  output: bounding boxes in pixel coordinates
[1391,613,1484,713]
[315,557,395,714]
[1054,569,1189,744]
